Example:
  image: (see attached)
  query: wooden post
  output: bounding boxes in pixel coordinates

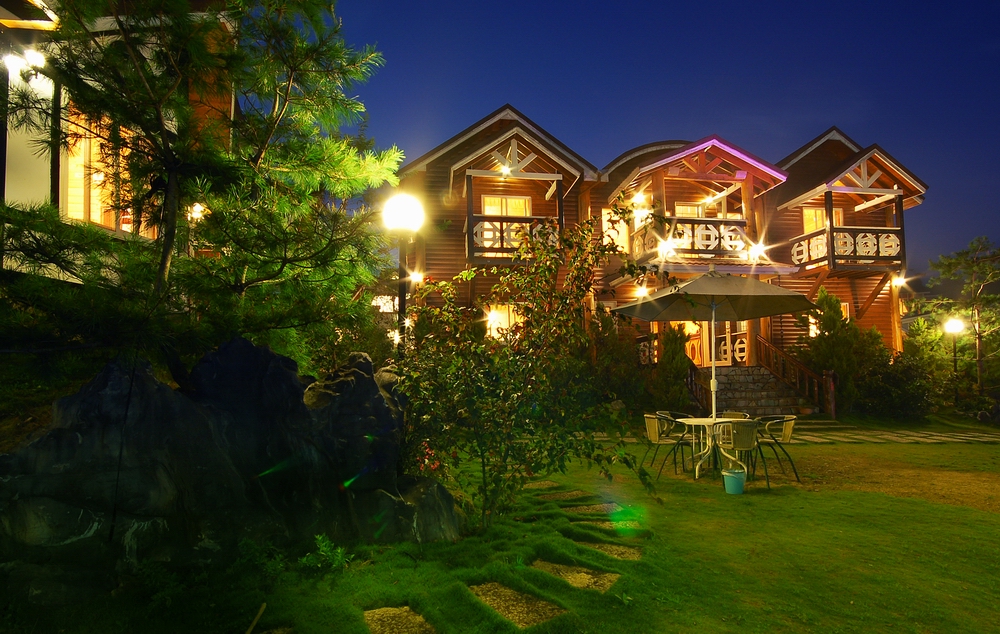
[824,190,835,271]
[49,79,61,208]
[556,179,564,232]
[465,173,474,261]
[895,194,906,272]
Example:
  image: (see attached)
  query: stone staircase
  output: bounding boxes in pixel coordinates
[698,365,816,417]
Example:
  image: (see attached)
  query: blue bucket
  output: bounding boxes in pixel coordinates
[722,469,746,495]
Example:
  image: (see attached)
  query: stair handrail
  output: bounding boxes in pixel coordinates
[755,335,835,416]
[686,364,710,414]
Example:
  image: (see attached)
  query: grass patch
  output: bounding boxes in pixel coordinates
[5,436,1000,633]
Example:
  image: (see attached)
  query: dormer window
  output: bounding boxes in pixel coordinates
[482,195,530,217]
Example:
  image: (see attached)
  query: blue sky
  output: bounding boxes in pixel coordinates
[338,0,1000,275]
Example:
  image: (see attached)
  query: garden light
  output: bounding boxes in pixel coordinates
[383,193,424,354]
[382,193,424,233]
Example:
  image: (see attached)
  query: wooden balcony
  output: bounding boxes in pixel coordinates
[630,216,752,261]
[786,225,904,272]
[464,215,559,262]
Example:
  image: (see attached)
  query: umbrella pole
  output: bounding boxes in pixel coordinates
[710,303,717,419]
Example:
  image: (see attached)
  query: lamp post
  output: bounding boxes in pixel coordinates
[383,193,424,354]
[944,318,965,406]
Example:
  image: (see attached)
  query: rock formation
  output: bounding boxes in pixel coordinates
[0,338,460,602]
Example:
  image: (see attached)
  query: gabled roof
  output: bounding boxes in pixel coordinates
[605,135,787,203]
[777,143,928,209]
[398,104,598,180]
[777,126,862,170]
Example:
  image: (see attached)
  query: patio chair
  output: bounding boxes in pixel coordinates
[757,415,801,483]
[719,411,750,419]
[715,420,769,489]
[641,413,691,479]
[657,411,694,475]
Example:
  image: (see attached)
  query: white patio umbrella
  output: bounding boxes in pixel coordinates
[612,267,817,417]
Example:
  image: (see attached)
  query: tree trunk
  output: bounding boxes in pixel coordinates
[975,305,985,396]
[154,169,180,294]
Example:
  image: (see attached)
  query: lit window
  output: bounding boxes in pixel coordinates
[840,301,851,320]
[808,315,819,338]
[371,295,397,313]
[482,195,531,216]
[675,203,702,218]
[485,304,524,338]
[803,208,844,233]
[601,207,629,252]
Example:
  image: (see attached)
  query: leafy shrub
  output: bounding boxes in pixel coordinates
[234,538,287,581]
[298,535,353,572]
[798,287,931,418]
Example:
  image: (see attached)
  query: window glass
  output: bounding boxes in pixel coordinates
[675,203,701,218]
[482,195,530,216]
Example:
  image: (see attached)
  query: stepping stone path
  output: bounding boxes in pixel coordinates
[576,520,643,530]
[524,479,561,489]
[564,502,622,514]
[575,541,643,560]
[791,424,1000,445]
[363,606,435,634]
[469,582,566,628]
[365,481,644,633]
[535,489,590,501]
[531,560,620,592]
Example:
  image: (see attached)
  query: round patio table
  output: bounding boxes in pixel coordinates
[678,417,743,479]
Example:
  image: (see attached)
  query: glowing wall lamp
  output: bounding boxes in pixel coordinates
[383,193,424,353]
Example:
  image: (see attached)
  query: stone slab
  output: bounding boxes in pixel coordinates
[531,560,620,592]
[364,606,435,634]
[574,541,643,560]
[469,582,565,628]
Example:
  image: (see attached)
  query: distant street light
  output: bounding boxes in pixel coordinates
[944,318,965,405]
[383,193,424,354]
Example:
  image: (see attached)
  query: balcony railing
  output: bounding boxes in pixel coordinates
[630,216,751,261]
[465,215,556,261]
[787,226,903,269]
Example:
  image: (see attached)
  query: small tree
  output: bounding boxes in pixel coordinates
[797,287,931,418]
[399,218,648,527]
[929,236,1000,397]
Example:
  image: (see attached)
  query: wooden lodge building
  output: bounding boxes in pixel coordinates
[396,105,927,415]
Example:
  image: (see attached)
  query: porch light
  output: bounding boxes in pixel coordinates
[631,192,646,205]
[409,272,424,284]
[499,164,511,177]
[891,275,907,287]
[635,285,649,298]
[657,239,675,259]
[748,242,767,261]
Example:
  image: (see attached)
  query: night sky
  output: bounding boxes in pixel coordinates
[338,1,1000,276]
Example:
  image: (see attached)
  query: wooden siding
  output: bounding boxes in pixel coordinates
[768,276,899,353]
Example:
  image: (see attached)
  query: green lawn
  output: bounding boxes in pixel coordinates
[5,437,1000,633]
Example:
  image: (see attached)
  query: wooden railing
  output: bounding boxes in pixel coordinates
[786,225,903,269]
[631,216,751,261]
[686,364,710,414]
[756,335,835,416]
[464,215,559,261]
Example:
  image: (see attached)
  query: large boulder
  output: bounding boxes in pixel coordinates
[305,352,402,492]
[0,338,459,590]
